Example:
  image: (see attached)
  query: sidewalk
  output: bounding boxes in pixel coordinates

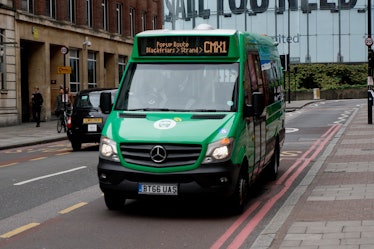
[252,100,374,249]
[0,119,67,150]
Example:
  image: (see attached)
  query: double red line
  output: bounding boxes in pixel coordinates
[211,124,342,249]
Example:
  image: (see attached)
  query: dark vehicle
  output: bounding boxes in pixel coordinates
[67,88,117,151]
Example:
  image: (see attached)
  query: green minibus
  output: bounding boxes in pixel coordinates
[98,24,285,213]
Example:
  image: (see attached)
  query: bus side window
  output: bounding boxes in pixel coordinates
[248,54,258,92]
[248,53,264,94]
[244,60,252,105]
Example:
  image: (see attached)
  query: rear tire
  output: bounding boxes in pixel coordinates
[267,143,280,180]
[71,140,82,151]
[104,192,126,211]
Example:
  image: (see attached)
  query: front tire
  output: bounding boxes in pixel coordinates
[104,192,126,211]
[228,167,249,214]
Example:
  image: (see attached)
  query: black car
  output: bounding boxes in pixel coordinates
[67,88,117,151]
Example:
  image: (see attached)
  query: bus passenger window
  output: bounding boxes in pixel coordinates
[244,60,251,105]
[248,54,258,91]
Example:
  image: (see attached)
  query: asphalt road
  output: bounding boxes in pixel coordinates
[0,99,365,249]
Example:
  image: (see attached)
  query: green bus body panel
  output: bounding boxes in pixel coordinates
[104,112,242,173]
[103,28,284,174]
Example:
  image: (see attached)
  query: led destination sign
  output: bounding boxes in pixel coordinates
[138,36,229,56]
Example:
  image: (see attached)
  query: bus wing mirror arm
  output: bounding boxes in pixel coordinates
[244,92,265,117]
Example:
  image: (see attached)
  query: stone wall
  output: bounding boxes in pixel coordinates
[292,88,368,101]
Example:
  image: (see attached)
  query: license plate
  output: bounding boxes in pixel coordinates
[87,124,97,132]
[83,118,103,124]
[138,183,178,195]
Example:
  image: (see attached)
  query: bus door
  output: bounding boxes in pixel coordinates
[246,52,267,178]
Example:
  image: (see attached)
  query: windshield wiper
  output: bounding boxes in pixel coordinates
[127,108,172,111]
[192,109,218,112]
[127,108,225,112]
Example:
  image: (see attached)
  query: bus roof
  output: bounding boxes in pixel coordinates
[136,28,238,37]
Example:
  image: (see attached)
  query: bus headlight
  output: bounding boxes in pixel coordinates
[203,138,234,163]
[99,136,120,162]
[212,146,230,159]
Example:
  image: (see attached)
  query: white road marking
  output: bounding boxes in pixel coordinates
[14,166,87,186]
[286,128,299,133]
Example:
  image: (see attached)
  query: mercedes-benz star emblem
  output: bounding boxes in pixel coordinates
[150,145,167,163]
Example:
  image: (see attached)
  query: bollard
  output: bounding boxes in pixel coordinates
[313,88,320,100]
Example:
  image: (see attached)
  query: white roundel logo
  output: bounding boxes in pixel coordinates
[153,119,177,130]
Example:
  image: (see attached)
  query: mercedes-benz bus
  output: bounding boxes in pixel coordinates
[98,24,285,213]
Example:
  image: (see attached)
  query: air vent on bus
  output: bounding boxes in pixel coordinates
[194,24,214,30]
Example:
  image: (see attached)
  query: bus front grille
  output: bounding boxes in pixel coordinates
[120,143,202,167]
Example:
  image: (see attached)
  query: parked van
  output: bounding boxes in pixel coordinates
[67,88,117,151]
[97,25,285,213]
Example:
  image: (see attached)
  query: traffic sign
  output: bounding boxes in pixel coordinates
[57,66,72,74]
[61,46,69,54]
[365,37,373,47]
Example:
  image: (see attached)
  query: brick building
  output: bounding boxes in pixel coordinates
[0,0,162,127]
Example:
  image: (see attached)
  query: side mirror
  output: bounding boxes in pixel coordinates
[252,92,265,116]
[100,92,112,114]
[244,92,265,117]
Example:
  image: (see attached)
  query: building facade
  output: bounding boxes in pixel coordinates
[163,0,370,64]
[0,1,16,126]
[0,0,162,127]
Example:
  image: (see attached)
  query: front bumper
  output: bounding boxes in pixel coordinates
[97,158,241,199]
[67,129,102,143]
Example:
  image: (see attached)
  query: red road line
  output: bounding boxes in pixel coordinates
[211,124,341,249]
[210,201,261,249]
[276,124,341,186]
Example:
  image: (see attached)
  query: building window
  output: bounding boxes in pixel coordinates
[46,0,56,18]
[69,49,80,93]
[130,8,135,37]
[152,15,157,30]
[116,3,123,35]
[67,0,75,23]
[0,30,6,90]
[86,0,93,27]
[118,55,127,82]
[22,0,34,13]
[88,51,97,88]
[101,0,108,31]
[142,11,147,31]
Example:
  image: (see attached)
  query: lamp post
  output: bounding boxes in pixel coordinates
[244,8,247,31]
[306,5,311,63]
[337,2,343,62]
[288,0,291,103]
[274,2,277,38]
[192,0,195,28]
[171,0,175,30]
[217,0,220,28]
[368,0,373,124]
[61,46,69,112]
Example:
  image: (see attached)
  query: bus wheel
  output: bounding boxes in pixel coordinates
[229,168,248,214]
[267,144,280,180]
[104,191,126,210]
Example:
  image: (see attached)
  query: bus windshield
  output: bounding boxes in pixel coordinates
[115,63,239,112]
